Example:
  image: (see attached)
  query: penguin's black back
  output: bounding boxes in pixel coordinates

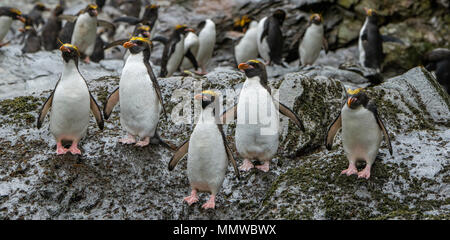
[42,16,62,50]
[362,17,383,69]
[263,16,284,65]
[22,29,41,53]
[58,21,75,44]
[90,35,105,63]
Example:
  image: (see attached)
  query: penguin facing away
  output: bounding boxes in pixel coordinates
[41,4,64,51]
[156,24,194,77]
[180,31,200,71]
[299,13,328,66]
[168,90,240,210]
[20,26,41,53]
[234,20,259,66]
[0,7,26,47]
[37,43,104,155]
[325,88,393,179]
[256,9,286,66]
[103,37,167,147]
[221,60,305,172]
[359,8,383,71]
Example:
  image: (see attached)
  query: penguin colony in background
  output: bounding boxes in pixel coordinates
[0,1,447,210]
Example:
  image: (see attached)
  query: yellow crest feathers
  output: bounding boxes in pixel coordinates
[130,36,150,43]
[62,43,79,51]
[347,88,364,95]
[201,90,217,96]
[248,59,261,64]
[175,24,187,30]
[88,4,98,9]
[10,8,22,15]
[138,26,151,31]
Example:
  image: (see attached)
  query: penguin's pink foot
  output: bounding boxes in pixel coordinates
[135,137,150,147]
[68,145,82,155]
[56,144,69,155]
[255,161,270,172]
[119,134,136,144]
[239,159,254,171]
[341,164,358,176]
[357,165,371,179]
[202,195,216,210]
[183,190,198,205]
[83,56,91,64]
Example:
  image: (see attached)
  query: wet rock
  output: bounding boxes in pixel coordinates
[336,18,362,47]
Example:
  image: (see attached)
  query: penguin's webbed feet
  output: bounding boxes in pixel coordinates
[202,195,216,210]
[357,165,371,179]
[119,134,137,144]
[255,161,270,172]
[184,189,199,206]
[56,143,69,155]
[135,137,150,147]
[239,159,254,171]
[341,163,358,176]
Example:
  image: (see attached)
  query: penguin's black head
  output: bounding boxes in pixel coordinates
[146,4,159,11]
[34,3,50,11]
[85,4,98,17]
[18,26,36,34]
[5,8,26,23]
[136,25,151,38]
[194,90,217,109]
[310,13,323,25]
[238,60,268,80]
[346,88,369,109]
[364,8,378,22]
[96,0,106,10]
[175,24,195,35]
[60,43,80,63]
[273,9,286,24]
[123,36,152,54]
[234,15,252,32]
[53,5,64,17]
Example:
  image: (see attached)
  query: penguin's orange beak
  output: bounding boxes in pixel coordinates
[123,41,136,48]
[194,94,203,100]
[59,45,71,53]
[185,28,195,33]
[238,63,250,70]
[18,16,26,23]
[347,97,356,107]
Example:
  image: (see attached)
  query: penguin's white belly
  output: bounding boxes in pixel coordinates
[196,22,216,68]
[187,123,227,194]
[180,32,199,70]
[256,18,270,62]
[119,62,160,138]
[0,16,12,42]
[166,37,184,77]
[299,25,323,65]
[358,18,368,67]
[71,14,97,56]
[234,28,259,64]
[50,77,90,140]
[235,81,279,161]
[341,106,382,162]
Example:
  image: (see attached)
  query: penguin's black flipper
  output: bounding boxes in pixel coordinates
[381,35,404,45]
[325,113,342,150]
[152,35,168,44]
[37,78,60,129]
[322,37,329,54]
[104,39,128,50]
[367,101,393,155]
[276,101,305,132]
[145,61,167,120]
[184,49,199,70]
[89,92,104,130]
[168,140,189,171]
[97,19,116,32]
[113,16,141,25]
[103,87,119,120]
[218,124,240,180]
[220,104,237,124]
[151,132,176,151]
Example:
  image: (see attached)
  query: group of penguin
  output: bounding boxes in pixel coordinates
[0,1,447,210]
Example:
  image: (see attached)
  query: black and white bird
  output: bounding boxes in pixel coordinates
[221,60,305,172]
[358,8,383,71]
[20,26,41,53]
[423,48,450,94]
[103,37,167,147]
[325,88,393,179]
[256,9,286,66]
[298,13,328,66]
[0,7,26,48]
[41,5,64,51]
[234,19,259,65]
[25,2,50,28]
[37,43,104,155]
[168,90,239,209]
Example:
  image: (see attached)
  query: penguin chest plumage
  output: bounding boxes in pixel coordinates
[234,21,259,64]
[50,61,90,141]
[187,112,227,194]
[180,32,199,70]
[166,35,185,77]
[196,19,216,68]
[358,17,383,70]
[235,77,279,161]
[256,17,270,62]
[358,18,369,67]
[0,16,13,42]
[299,23,324,65]
[71,13,97,56]
[341,105,382,163]
[119,52,160,138]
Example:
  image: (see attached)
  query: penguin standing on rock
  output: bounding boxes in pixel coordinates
[103,37,167,147]
[423,48,450,94]
[359,8,383,71]
[168,90,240,210]
[234,19,259,65]
[195,19,216,74]
[256,9,286,66]
[180,31,199,71]
[41,5,64,51]
[221,60,305,172]
[0,7,26,48]
[20,26,41,53]
[37,43,104,155]
[325,88,393,179]
[298,13,328,66]
[156,24,194,77]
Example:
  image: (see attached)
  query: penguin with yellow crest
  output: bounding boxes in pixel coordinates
[325,88,393,179]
